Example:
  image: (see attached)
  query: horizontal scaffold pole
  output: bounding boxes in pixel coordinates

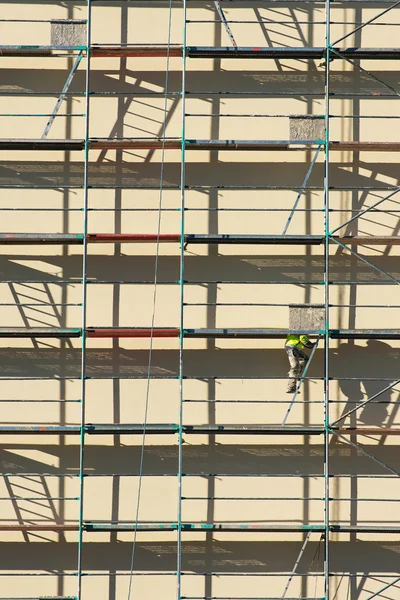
[1,327,400,339]
[3,45,400,60]
[0,234,398,245]
[0,425,324,435]
[332,427,400,435]
[0,424,399,435]
[1,521,400,533]
[1,139,400,151]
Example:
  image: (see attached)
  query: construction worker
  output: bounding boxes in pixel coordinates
[285,334,315,393]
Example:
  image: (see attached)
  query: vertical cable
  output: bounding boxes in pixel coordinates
[324,0,331,598]
[77,1,91,598]
[126,2,174,599]
[178,1,187,599]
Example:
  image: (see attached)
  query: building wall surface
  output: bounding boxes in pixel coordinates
[0,1,400,599]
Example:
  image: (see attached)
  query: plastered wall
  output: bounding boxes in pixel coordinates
[0,1,399,599]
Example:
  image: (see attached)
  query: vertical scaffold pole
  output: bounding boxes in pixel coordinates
[178,1,188,599]
[77,1,91,598]
[324,0,331,597]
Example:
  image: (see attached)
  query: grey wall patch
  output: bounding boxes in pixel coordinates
[51,20,87,47]
[289,304,325,330]
[289,116,326,141]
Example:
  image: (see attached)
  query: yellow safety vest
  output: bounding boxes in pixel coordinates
[285,334,310,349]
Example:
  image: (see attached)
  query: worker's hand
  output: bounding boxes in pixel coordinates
[304,341,315,349]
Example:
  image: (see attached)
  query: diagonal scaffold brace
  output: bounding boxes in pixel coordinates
[329,187,400,236]
[42,50,84,139]
[213,0,237,47]
[281,530,312,598]
[331,378,400,426]
[283,146,322,235]
[332,238,400,286]
[330,429,400,477]
[365,576,400,600]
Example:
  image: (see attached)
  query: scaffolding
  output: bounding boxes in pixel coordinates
[1,0,400,599]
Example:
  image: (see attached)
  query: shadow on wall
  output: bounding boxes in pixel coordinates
[0,344,398,386]
[0,538,399,573]
[0,344,399,428]
[0,160,398,190]
[2,441,400,476]
[332,341,400,426]
[1,68,400,96]
[2,254,400,285]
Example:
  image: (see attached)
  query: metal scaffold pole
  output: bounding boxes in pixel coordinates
[178,1,188,599]
[77,2,92,598]
[324,0,331,596]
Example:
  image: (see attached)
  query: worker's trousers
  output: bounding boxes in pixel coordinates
[285,345,308,392]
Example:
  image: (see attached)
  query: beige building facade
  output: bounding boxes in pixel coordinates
[0,0,399,599]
